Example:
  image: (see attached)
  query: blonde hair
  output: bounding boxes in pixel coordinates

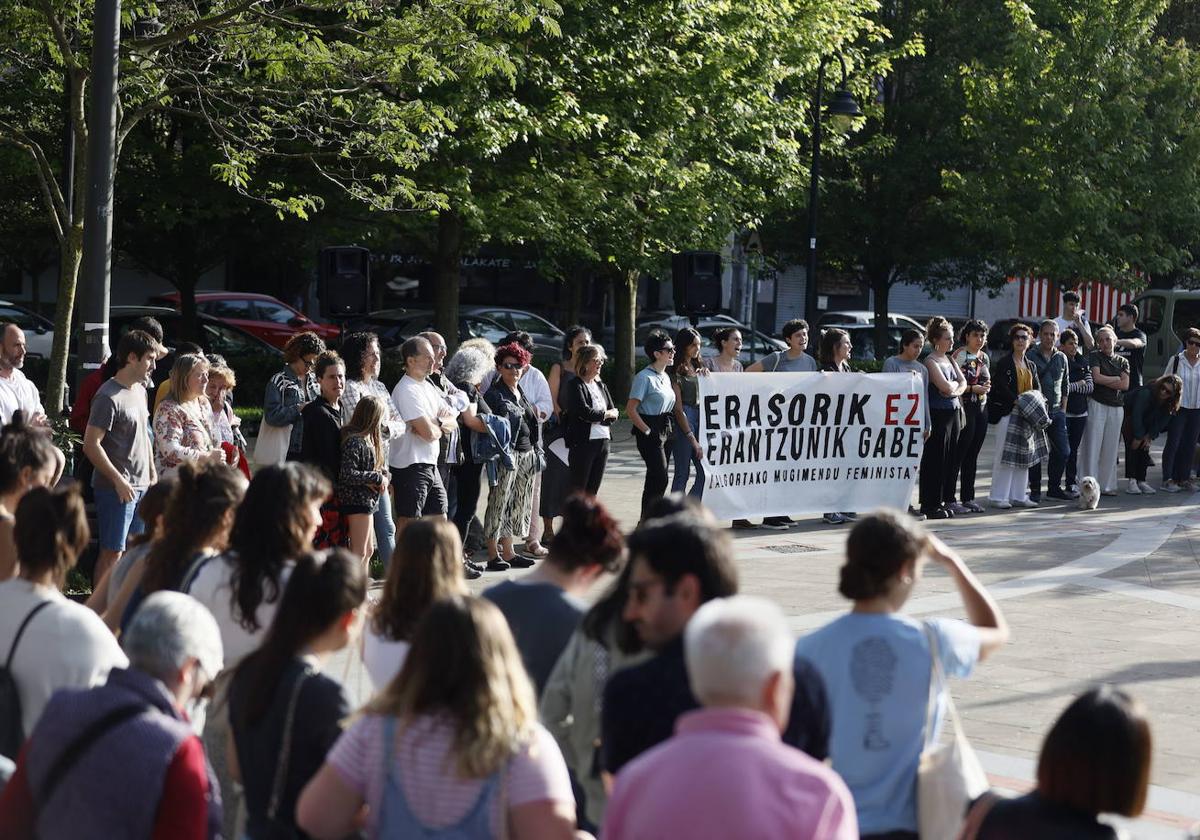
[208,364,237,390]
[366,596,536,778]
[573,345,609,376]
[1095,325,1117,344]
[167,353,209,405]
[342,394,385,468]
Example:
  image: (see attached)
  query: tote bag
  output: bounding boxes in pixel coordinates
[254,421,292,467]
[918,623,990,840]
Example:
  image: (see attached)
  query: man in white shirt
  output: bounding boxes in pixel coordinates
[1053,291,1094,351]
[389,336,457,532]
[0,324,48,428]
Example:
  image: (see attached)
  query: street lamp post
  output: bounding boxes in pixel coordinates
[804,55,862,325]
[78,0,122,381]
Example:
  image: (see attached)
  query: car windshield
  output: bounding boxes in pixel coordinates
[256,301,299,324]
[203,322,266,357]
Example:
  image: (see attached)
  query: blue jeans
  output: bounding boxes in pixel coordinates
[670,405,705,499]
[94,485,146,552]
[1162,407,1200,483]
[373,491,397,570]
[1029,409,1069,495]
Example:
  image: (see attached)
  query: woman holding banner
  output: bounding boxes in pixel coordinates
[626,330,676,521]
[819,329,856,525]
[670,327,708,499]
[920,318,967,520]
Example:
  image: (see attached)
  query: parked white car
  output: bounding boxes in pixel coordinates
[0,300,54,358]
[816,310,925,332]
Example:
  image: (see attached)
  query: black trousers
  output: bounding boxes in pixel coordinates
[569,438,610,496]
[953,400,988,502]
[920,407,962,513]
[635,413,672,519]
[451,460,483,545]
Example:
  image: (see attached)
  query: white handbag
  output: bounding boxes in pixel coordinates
[918,623,990,840]
[253,420,293,467]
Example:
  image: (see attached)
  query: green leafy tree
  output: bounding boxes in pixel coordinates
[514,0,882,397]
[0,0,557,411]
[943,0,1200,293]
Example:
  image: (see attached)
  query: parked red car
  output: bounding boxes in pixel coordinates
[147,292,341,349]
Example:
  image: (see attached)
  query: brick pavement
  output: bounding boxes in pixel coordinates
[335,419,1200,836]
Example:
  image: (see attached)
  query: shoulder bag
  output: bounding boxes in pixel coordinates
[254,420,293,467]
[918,622,990,840]
[257,668,312,840]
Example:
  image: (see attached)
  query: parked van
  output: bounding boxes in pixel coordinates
[1127,289,1200,378]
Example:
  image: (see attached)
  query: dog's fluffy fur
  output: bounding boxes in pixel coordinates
[1079,476,1100,511]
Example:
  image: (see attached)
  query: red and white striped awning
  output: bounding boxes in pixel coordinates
[1011,276,1133,326]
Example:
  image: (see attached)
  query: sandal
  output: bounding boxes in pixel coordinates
[524,541,550,558]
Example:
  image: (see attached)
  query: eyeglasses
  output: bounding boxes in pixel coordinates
[500,362,523,371]
[659,346,676,354]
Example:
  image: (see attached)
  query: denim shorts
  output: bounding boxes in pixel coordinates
[94,485,147,552]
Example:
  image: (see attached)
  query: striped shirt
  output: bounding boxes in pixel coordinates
[1167,353,1200,410]
[328,713,573,836]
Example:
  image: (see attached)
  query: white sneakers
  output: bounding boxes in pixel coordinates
[1138,481,1157,495]
[1163,481,1182,493]
[1127,479,1157,495]
[1127,479,1142,495]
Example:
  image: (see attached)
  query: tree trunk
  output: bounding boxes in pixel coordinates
[46,222,83,415]
[613,267,638,402]
[565,270,584,327]
[871,269,893,362]
[178,274,200,343]
[433,211,462,352]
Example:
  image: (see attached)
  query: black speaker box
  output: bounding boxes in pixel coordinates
[319,246,371,318]
[672,251,723,316]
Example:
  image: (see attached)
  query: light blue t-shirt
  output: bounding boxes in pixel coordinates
[629,367,675,416]
[794,613,981,835]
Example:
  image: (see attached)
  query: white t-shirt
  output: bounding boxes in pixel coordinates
[586,381,611,440]
[184,553,293,668]
[361,627,411,691]
[0,579,128,736]
[0,368,44,425]
[389,375,445,469]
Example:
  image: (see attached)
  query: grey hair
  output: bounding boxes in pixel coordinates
[123,592,224,685]
[685,595,793,709]
[459,337,497,360]
[444,347,492,388]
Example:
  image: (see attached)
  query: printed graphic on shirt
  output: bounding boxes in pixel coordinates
[851,636,897,751]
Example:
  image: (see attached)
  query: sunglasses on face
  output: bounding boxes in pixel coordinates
[500,362,523,371]
[659,346,676,354]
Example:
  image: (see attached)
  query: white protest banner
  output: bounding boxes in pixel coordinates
[699,372,925,520]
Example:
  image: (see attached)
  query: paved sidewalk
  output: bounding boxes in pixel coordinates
[334,420,1200,836]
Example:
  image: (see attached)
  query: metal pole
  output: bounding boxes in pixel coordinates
[78,0,121,377]
[804,61,825,325]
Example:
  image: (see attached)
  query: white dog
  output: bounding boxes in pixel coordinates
[1079,476,1100,511]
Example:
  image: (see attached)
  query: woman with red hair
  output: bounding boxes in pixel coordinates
[481,343,543,572]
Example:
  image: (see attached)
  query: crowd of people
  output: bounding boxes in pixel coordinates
[617,292,1198,525]
[0,292,1183,839]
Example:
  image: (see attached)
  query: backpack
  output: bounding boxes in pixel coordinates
[0,600,53,759]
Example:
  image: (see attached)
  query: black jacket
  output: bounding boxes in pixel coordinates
[300,399,342,481]
[988,354,1041,424]
[483,381,540,453]
[563,376,615,449]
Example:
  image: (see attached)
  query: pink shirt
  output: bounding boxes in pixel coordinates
[328,712,573,837]
[604,707,858,840]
